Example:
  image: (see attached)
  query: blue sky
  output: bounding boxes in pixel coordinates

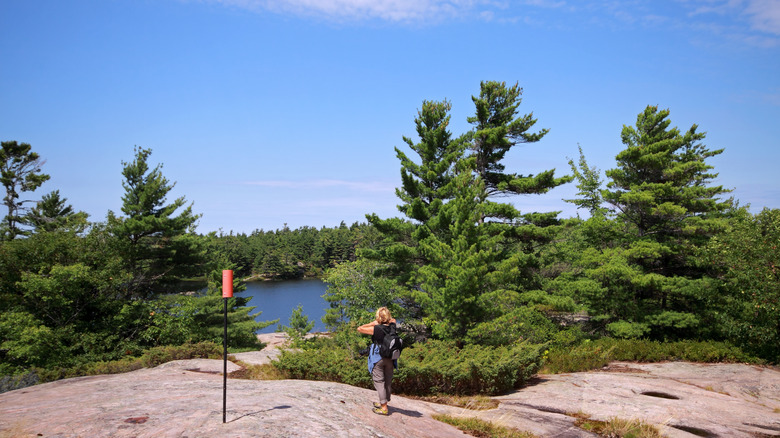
[2,0,779,234]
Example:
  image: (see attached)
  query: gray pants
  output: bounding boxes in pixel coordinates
[372,358,394,404]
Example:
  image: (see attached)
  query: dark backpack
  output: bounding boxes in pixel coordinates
[378,323,403,360]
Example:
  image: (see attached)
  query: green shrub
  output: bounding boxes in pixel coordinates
[31,341,222,385]
[273,338,545,396]
[275,342,371,387]
[542,338,762,374]
[606,320,650,339]
[542,340,614,374]
[465,307,558,346]
[395,340,545,395]
[549,326,588,349]
[137,341,222,368]
[601,338,759,363]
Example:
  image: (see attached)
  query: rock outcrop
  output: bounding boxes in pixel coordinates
[1,335,778,437]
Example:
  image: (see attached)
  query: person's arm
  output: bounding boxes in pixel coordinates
[357,320,378,335]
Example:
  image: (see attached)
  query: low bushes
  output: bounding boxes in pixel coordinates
[393,340,545,395]
[542,338,761,374]
[1,341,222,393]
[272,337,545,396]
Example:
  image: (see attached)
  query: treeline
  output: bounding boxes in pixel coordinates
[205,221,379,280]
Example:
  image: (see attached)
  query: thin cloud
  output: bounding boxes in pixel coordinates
[745,0,780,35]
[205,0,480,22]
[196,0,573,23]
[196,0,780,46]
[242,178,395,193]
[685,0,780,36]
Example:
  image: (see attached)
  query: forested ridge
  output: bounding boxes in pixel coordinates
[1,81,778,394]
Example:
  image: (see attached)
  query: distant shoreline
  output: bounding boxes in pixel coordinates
[242,274,323,282]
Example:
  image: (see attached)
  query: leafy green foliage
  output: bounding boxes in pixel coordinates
[322,259,401,330]
[0,147,269,377]
[703,207,780,362]
[0,310,62,374]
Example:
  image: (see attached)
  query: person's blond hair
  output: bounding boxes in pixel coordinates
[375,307,392,324]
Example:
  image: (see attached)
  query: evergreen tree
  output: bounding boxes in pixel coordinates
[395,100,464,223]
[366,85,572,341]
[24,190,89,234]
[593,105,730,338]
[465,81,571,225]
[108,147,204,298]
[0,141,50,240]
[564,145,604,216]
[604,105,728,241]
[366,99,463,283]
[412,166,504,339]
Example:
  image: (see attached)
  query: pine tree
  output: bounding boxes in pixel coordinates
[412,166,503,339]
[108,147,204,298]
[466,81,571,225]
[564,145,604,216]
[395,100,464,223]
[367,85,573,341]
[0,141,50,240]
[595,105,730,338]
[366,99,463,283]
[24,190,89,234]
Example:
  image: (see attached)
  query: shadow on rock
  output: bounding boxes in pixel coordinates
[227,405,293,423]
[390,407,423,418]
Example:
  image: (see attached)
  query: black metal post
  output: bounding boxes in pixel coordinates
[223,296,228,423]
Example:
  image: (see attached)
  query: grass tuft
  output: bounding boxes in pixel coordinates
[228,361,286,380]
[433,414,539,438]
[407,394,499,410]
[571,413,662,438]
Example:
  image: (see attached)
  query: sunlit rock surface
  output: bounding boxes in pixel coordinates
[1,334,778,437]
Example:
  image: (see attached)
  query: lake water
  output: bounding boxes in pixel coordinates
[237,279,330,334]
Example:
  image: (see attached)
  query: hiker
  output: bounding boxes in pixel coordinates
[357,307,398,415]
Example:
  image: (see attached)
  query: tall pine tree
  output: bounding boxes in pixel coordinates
[108,147,204,298]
